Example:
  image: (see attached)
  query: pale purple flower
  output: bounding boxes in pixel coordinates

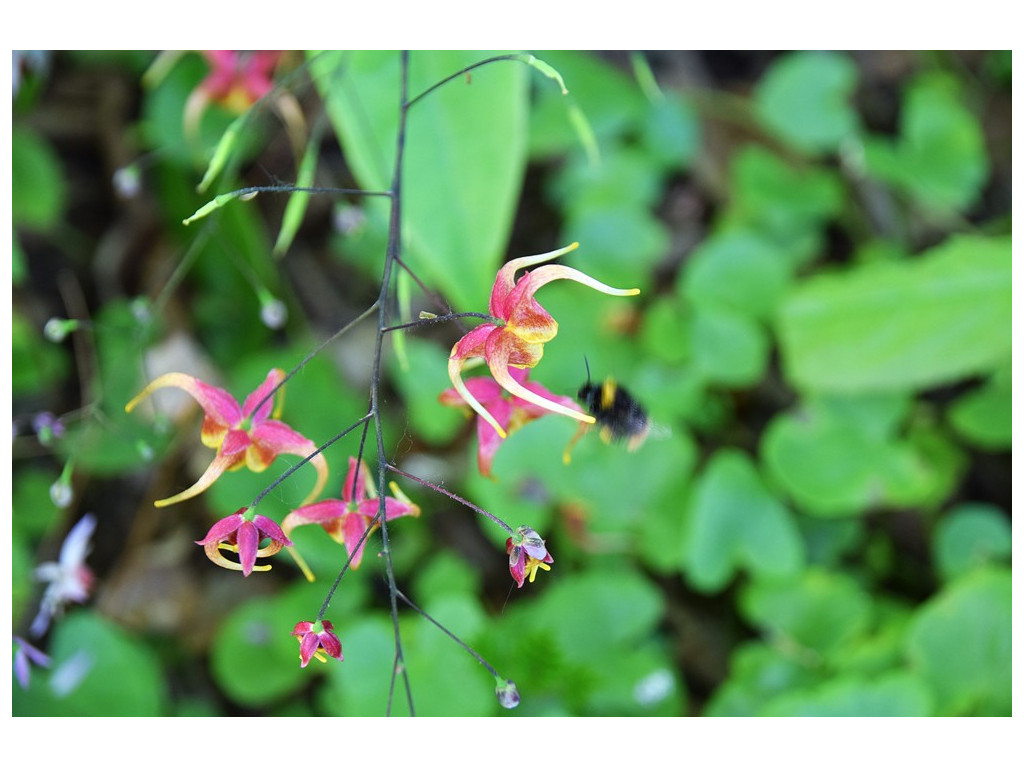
[30,514,96,637]
[13,636,51,689]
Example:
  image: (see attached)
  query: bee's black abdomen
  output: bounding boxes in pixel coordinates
[577,378,650,446]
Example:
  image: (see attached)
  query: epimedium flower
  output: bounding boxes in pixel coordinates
[291,619,343,668]
[506,525,554,588]
[281,457,420,570]
[195,507,292,576]
[30,514,96,637]
[184,51,281,136]
[448,242,639,440]
[440,366,583,478]
[125,368,328,508]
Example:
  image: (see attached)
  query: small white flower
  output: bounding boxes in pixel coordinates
[30,514,96,637]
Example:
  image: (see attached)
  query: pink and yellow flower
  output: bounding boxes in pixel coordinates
[195,507,293,576]
[184,50,281,135]
[506,525,554,588]
[440,366,582,477]
[291,619,343,668]
[125,368,328,508]
[448,242,639,439]
[281,458,420,570]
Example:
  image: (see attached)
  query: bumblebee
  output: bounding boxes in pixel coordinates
[576,361,651,451]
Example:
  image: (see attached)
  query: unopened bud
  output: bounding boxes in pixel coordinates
[136,440,155,461]
[495,678,520,709]
[333,203,365,235]
[418,311,438,320]
[32,412,64,446]
[44,318,77,343]
[260,297,288,330]
[112,164,142,199]
[130,297,152,324]
[50,479,73,509]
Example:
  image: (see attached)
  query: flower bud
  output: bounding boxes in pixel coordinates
[112,164,142,199]
[50,479,73,509]
[495,678,520,709]
[260,297,288,329]
[44,318,77,343]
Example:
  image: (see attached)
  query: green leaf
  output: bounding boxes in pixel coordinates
[703,640,821,716]
[760,394,955,516]
[12,126,65,228]
[740,568,874,659]
[904,567,1011,715]
[13,611,166,716]
[932,504,1011,582]
[639,92,700,171]
[640,297,692,365]
[683,449,805,591]
[583,642,686,715]
[690,305,769,387]
[318,605,496,716]
[776,234,1011,392]
[12,310,68,396]
[562,205,670,292]
[533,567,664,666]
[681,228,793,321]
[754,51,860,155]
[272,123,322,257]
[729,144,844,241]
[210,585,318,707]
[312,51,528,313]
[947,367,1012,450]
[550,146,664,214]
[316,615,396,715]
[762,407,879,516]
[863,72,989,212]
[761,671,933,716]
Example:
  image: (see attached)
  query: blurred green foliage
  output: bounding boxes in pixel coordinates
[12,50,1010,717]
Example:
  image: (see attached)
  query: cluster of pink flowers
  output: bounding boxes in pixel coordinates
[442,242,639,587]
[124,367,418,669]
[115,240,636,675]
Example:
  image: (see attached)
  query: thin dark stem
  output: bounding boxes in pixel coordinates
[393,254,453,316]
[406,54,528,110]
[396,590,499,678]
[382,311,499,334]
[249,412,372,509]
[315,500,380,621]
[248,300,379,424]
[386,464,513,535]
[372,49,415,718]
[222,183,392,199]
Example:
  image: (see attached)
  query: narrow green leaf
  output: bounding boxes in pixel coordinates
[196,114,243,193]
[272,126,321,258]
